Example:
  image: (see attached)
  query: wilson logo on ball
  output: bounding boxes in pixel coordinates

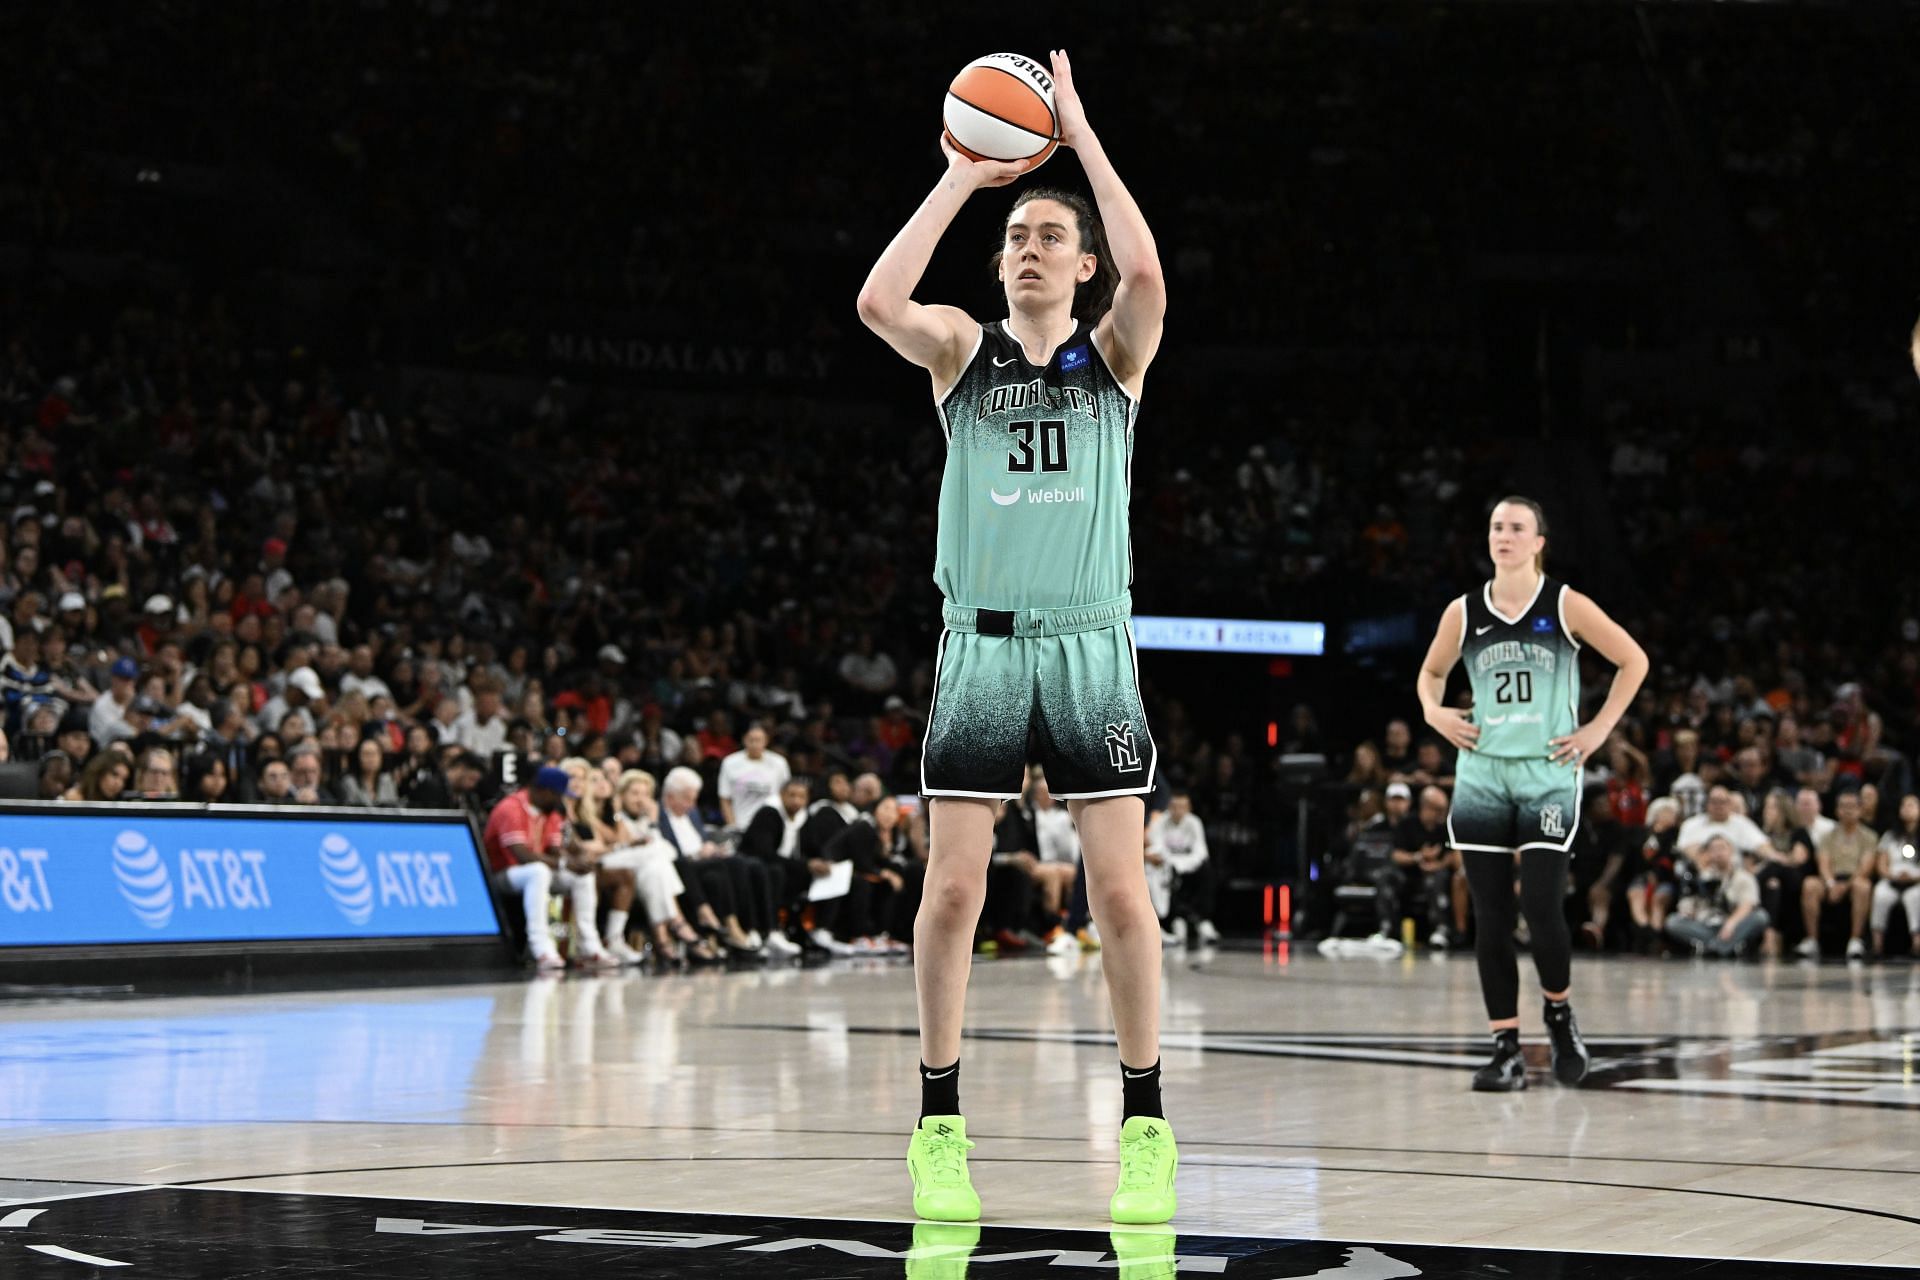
[944,53,1058,171]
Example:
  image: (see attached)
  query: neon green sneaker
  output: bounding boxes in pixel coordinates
[906,1221,980,1280]
[1109,1228,1179,1279]
[1109,1116,1178,1224]
[908,1115,981,1222]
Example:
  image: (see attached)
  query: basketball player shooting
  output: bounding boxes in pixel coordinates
[856,48,1176,1224]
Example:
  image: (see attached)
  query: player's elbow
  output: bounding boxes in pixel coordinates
[855,286,899,331]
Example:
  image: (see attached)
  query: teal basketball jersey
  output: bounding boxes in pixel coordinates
[933,319,1137,610]
[1458,575,1582,759]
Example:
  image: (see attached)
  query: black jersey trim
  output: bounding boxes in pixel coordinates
[1087,325,1140,407]
[1558,583,1582,653]
[1483,575,1547,627]
[933,326,986,443]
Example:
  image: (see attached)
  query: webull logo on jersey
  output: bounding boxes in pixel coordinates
[326,835,465,917]
[113,829,271,925]
[988,485,1087,508]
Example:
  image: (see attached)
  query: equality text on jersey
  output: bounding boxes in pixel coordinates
[1473,640,1558,675]
[976,379,1098,422]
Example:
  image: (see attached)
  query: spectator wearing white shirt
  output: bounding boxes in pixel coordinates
[717,723,791,828]
[836,629,897,713]
[259,665,326,738]
[340,645,393,703]
[1794,787,1836,847]
[1677,786,1767,859]
[1869,795,1920,959]
[453,676,509,758]
[89,656,141,744]
[1148,789,1219,946]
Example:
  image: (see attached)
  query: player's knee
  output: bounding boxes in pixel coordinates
[922,875,981,924]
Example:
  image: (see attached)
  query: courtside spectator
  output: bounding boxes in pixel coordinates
[1869,795,1920,960]
[1678,786,1767,860]
[1666,835,1768,958]
[286,744,337,806]
[482,764,612,970]
[1148,788,1220,948]
[67,751,131,803]
[1799,789,1876,960]
[717,722,790,828]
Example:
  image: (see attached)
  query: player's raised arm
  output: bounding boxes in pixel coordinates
[856,141,1025,388]
[1050,49,1165,386]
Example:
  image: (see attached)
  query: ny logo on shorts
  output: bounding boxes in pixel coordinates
[1539,804,1566,839]
[1104,721,1143,773]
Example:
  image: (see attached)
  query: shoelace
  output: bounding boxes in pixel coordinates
[921,1133,975,1186]
[1117,1134,1167,1189]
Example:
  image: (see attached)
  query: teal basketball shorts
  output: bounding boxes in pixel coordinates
[920,620,1157,801]
[1447,753,1583,854]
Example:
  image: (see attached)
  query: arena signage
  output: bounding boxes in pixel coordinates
[1131,615,1327,656]
[0,807,499,947]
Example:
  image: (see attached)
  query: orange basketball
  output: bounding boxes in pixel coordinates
[943,52,1058,172]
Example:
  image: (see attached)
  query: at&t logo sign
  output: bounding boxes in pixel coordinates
[112,830,175,928]
[319,834,463,924]
[319,834,375,925]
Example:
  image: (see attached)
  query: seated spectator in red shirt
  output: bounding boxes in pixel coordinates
[482,765,612,970]
[696,710,739,762]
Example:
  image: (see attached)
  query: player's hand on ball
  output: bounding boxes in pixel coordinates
[940,134,1025,189]
[1426,706,1480,752]
[1047,49,1087,147]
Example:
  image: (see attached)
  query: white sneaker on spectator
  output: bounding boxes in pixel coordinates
[1172,918,1189,947]
[574,948,618,970]
[744,930,764,950]
[1046,930,1079,957]
[763,931,801,959]
[809,928,855,957]
[1428,927,1452,951]
[531,949,566,972]
[1794,938,1820,960]
[1160,925,1182,947]
[1196,919,1221,945]
[1845,937,1866,960]
[878,934,910,956]
[606,938,645,967]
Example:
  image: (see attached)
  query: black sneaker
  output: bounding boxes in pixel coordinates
[1543,999,1590,1085]
[1471,1035,1527,1092]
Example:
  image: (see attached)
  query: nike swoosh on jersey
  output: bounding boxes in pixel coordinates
[1475,625,1495,635]
[992,355,1016,367]
[989,489,1022,506]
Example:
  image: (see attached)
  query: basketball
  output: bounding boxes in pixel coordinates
[943,52,1058,172]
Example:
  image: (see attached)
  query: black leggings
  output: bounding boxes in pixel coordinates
[1463,848,1572,1023]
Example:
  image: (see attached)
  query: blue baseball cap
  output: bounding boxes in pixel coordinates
[532,765,574,796]
[110,656,140,680]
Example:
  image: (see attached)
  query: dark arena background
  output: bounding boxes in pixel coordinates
[2,4,1918,1277]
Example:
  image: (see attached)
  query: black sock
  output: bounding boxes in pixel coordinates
[1491,1028,1521,1057]
[1121,1059,1163,1121]
[1544,996,1571,1019]
[919,1059,960,1122]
